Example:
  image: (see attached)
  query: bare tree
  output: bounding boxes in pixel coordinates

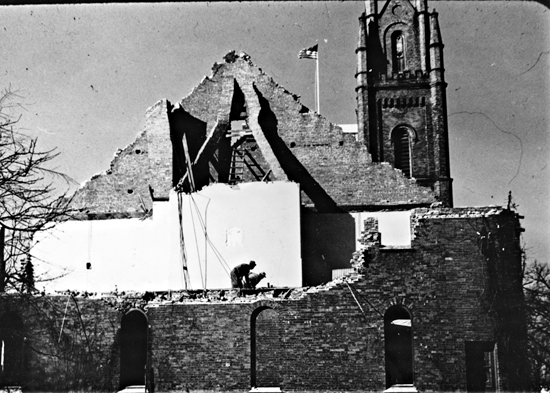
[524,260,550,390]
[0,89,73,293]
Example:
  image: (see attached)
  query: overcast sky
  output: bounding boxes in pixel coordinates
[1,1,548,264]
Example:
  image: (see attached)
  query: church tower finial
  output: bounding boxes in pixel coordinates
[416,0,429,72]
[355,0,453,206]
[365,0,377,18]
[429,10,444,81]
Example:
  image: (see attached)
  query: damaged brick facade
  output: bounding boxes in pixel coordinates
[71,50,437,218]
[1,208,530,392]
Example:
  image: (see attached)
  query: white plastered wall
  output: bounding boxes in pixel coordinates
[32,181,301,292]
[33,198,182,293]
[179,182,301,289]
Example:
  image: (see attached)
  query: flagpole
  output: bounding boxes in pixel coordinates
[316,51,320,114]
[298,44,320,113]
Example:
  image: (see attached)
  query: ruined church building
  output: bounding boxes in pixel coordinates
[0,0,530,392]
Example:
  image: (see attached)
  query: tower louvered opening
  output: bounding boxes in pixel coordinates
[393,127,412,177]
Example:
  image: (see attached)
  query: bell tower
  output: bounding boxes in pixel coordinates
[356,0,453,206]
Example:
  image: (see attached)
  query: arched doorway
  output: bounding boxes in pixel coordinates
[120,310,148,388]
[0,312,24,386]
[251,306,281,388]
[384,305,413,388]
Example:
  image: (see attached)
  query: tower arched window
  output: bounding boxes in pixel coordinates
[391,31,405,73]
[392,126,413,177]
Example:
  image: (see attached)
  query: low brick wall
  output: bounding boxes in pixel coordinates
[0,208,529,392]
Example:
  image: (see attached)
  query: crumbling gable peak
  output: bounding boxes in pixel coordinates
[85,129,148,182]
[173,75,296,194]
[177,52,434,209]
[178,76,214,108]
[223,50,253,65]
[70,128,153,219]
[209,51,256,79]
[173,64,342,212]
[213,52,312,116]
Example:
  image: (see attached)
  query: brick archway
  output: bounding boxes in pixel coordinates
[120,309,148,388]
[384,305,413,388]
[250,306,282,388]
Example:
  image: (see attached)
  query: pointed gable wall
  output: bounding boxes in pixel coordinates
[175,52,435,209]
[70,51,436,218]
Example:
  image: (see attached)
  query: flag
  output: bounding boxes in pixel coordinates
[298,44,318,60]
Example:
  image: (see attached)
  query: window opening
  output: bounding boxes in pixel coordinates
[465,341,496,392]
[483,351,495,389]
[384,305,413,388]
[0,313,24,386]
[392,127,412,177]
[392,31,406,73]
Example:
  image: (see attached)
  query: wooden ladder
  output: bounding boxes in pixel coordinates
[229,148,245,184]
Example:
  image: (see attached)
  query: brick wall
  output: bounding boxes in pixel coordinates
[1,208,529,392]
[0,294,121,391]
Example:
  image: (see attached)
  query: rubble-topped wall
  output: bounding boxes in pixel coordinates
[352,206,529,392]
[5,207,529,392]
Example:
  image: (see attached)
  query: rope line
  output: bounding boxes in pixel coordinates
[177,192,190,289]
[188,195,205,290]
[346,281,384,317]
[345,281,366,317]
[58,296,71,343]
[188,193,231,275]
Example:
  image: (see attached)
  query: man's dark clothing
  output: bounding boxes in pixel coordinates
[230,263,254,288]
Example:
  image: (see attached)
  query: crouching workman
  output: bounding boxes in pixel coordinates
[244,272,266,289]
[230,260,256,289]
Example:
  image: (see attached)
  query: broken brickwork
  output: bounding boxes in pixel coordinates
[69,51,437,219]
[4,207,530,392]
[70,131,153,219]
[350,216,380,274]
